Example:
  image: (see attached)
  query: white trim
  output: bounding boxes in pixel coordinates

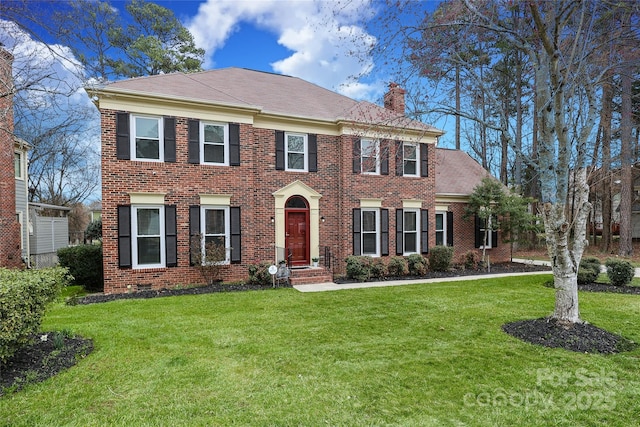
[402,199,423,209]
[200,121,229,165]
[435,212,447,246]
[14,150,24,180]
[360,198,383,208]
[131,114,164,162]
[199,194,232,206]
[285,132,308,172]
[129,193,166,204]
[132,205,165,269]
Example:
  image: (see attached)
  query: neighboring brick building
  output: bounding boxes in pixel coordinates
[0,48,24,268]
[90,68,508,293]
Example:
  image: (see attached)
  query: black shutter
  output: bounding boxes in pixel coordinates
[308,134,318,172]
[381,141,389,175]
[275,130,285,170]
[189,205,200,265]
[474,215,482,248]
[353,208,361,255]
[381,208,389,256]
[352,139,361,173]
[421,209,429,254]
[395,141,403,176]
[117,205,132,268]
[492,228,499,248]
[230,207,241,263]
[165,205,177,267]
[116,113,130,160]
[229,123,240,166]
[188,119,200,164]
[164,117,176,162]
[447,211,454,247]
[421,144,429,177]
[396,208,404,255]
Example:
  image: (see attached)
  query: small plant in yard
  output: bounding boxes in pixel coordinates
[457,250,480,270]
[429,246,454,272]
[578,257,601,285]
[387,256,408,277]
[247,262,273,286]
[605,258,635,286]
[190,234,228,285]
[345,255,372,282]
[406,254,427,276]
[370,258,388,279]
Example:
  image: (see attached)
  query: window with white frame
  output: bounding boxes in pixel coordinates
[14,151,23,179]
[361,208,379,256]
[201,206,231,263]
[132,115,163,161]
[403,209,419,254]
[403,142,419,176]
[361,139,380,174]
[479,216,492,248]
[201,122,228,165]
[132,206,165,268]
[286,132,307,171]
[435,212,446,246]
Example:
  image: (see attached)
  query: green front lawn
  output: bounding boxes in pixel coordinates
[3,274,640,426]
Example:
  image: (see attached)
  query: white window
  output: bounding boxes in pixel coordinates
[14,151,23,179]
[201,122,228,165]
[132,115,163,161]
[361,208,380,256]
[403,209,419,254]
[285,132,307,171]
[201,206,231,264]
[403,142,419,176]
[435,212,446,246]
[16,212,23,250]
[479,216,492,249]
[132,206,165,269]
[361,139,380,174]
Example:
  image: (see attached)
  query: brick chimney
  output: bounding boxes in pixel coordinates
[383,82,406,116]
[0,48,23,268]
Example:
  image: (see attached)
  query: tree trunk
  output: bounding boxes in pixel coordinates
[600,72,613,253]
[619,66,633,256]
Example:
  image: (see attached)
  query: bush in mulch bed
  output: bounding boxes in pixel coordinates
[502,318,637,354]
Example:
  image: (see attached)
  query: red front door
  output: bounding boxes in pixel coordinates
[286,210,309,266]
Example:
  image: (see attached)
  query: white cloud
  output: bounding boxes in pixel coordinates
[186,0,381,100]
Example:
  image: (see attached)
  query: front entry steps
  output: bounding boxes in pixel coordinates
[289,266,333,286]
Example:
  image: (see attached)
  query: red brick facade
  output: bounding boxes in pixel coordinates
[0,49,23,269]
[98,72,510,293]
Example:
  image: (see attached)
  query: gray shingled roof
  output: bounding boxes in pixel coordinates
[435,148,493,196]
[101,68,441,132]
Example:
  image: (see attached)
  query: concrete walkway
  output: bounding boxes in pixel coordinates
[293,257,640,293]
[294,268,551,293]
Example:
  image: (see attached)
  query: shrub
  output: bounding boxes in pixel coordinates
[429,246,454,272]
[387,256,408,277]
[346,256,372,282]
[0,267,69,364]
[247,262,273,286]
[577,268,599,285]
[578,257,601,285]
[407,254,427,276]
[57,245,103,292]
[85,219,102,242]
[370,258,388,279]
[458,250,480,270]
[605,258,635,286]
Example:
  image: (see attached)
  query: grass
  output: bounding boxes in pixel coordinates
[2,274,640,426]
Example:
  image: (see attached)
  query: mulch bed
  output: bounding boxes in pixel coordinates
[0,333,93,396]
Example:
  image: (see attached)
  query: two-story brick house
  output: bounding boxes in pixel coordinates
[90,68,508,294]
